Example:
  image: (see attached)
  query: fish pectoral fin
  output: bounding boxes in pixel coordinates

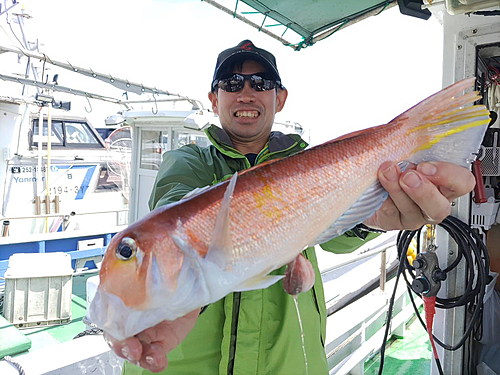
[283,254,315,296]
[171,221,201,260]
[307,164,407,246]
[205,172,238,268]
[234,274,285,292]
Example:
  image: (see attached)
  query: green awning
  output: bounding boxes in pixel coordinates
[203,0,397,50]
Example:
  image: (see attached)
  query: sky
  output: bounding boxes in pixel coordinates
[0,0,444,146]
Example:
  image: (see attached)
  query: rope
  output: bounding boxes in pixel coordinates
[73,328,103,339]
[73,316,104,339]
[82,315,100,328]
[3,356,26,375]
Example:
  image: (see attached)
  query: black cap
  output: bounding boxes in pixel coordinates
[212,40,281,91]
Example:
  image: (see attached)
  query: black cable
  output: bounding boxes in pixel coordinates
[377,245,406,375]
[403,217,489,349]
[377,232,445,375]
[472,10,500,16]
[41,57,46,83]
[377,215,490,374]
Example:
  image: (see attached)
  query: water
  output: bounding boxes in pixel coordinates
[77,348,124,374]
[293,296,309,375]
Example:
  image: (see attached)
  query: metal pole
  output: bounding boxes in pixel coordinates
[15,10,40,91]
[321,243,396,275]
[36,107,43,202]
[45,102,52,232]
[380,250,387,292]
[202,0,293,46]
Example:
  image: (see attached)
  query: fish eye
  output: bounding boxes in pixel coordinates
[116,237,137,261]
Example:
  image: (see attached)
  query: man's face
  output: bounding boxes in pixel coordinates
[209,60,287,147]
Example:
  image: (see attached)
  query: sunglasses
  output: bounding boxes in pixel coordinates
[213,73,282,93]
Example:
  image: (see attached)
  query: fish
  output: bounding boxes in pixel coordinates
[89,78,491,341]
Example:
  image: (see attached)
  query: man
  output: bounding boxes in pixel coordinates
[107,40,475,374]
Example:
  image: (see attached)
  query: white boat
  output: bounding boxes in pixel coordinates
[0,99,130,237]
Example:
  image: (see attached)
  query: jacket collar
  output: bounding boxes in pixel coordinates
[205,124,306,154]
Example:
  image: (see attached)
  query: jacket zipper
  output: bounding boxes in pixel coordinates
[205,127,306,374]
[227,291,241,375]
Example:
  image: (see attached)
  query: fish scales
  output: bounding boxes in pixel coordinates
[176,122,410,273]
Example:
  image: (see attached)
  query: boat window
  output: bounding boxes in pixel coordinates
[140,130,166,171]
[174,131,210,149]
[32,119,64,145]
[65,121,100,146]
[31,119,103,149]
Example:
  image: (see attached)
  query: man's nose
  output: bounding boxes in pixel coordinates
[237,80,255,102]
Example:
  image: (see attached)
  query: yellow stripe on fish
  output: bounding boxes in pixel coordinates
[415,118,491,152]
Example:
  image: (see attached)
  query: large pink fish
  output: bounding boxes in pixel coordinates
[89,78,490,340]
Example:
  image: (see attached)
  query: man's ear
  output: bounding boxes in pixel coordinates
[208,91,219,115]
[275,88,288,113]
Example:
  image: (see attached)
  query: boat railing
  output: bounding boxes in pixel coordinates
[1,209,129,222]
[322,238,423,375]
[321,241,397,296]
[0,210,129,279]
[1,208,129,237]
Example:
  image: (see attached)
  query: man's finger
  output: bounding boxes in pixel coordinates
[364,197,402,230]
[399,170,452,225]
[104,333,143,362]
[378,162,424,229]
[138,342,168,373]
[415,162,475,200]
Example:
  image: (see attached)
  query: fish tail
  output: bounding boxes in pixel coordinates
[398,78,491,167]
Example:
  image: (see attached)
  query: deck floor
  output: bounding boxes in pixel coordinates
[365,309,432,375]
[6,274,435,374]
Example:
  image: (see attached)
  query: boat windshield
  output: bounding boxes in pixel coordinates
[31,119,104,149]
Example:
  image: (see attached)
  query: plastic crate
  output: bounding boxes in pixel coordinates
[2,253,73,328]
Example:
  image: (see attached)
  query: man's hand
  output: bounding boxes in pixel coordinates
[364,161,476,231]
[104,309,200,373]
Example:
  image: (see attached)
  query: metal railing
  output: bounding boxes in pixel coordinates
[321,242,397,293]
[1,209,128,236]
[1,208,128,221]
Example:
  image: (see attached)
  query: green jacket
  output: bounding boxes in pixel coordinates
[123,125,379,375]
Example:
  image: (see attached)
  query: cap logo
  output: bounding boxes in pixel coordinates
[240,42,253,51]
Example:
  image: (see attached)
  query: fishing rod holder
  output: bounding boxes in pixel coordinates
[34,195,61,215]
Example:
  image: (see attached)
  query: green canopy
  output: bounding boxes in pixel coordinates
[203,0,397,50]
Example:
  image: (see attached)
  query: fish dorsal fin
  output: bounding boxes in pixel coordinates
[181,185,212,200]
[310,162,408,246]
[205,172,238,268]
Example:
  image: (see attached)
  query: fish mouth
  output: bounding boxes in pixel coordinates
[88,277,209,341]
[88,288,169,341]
